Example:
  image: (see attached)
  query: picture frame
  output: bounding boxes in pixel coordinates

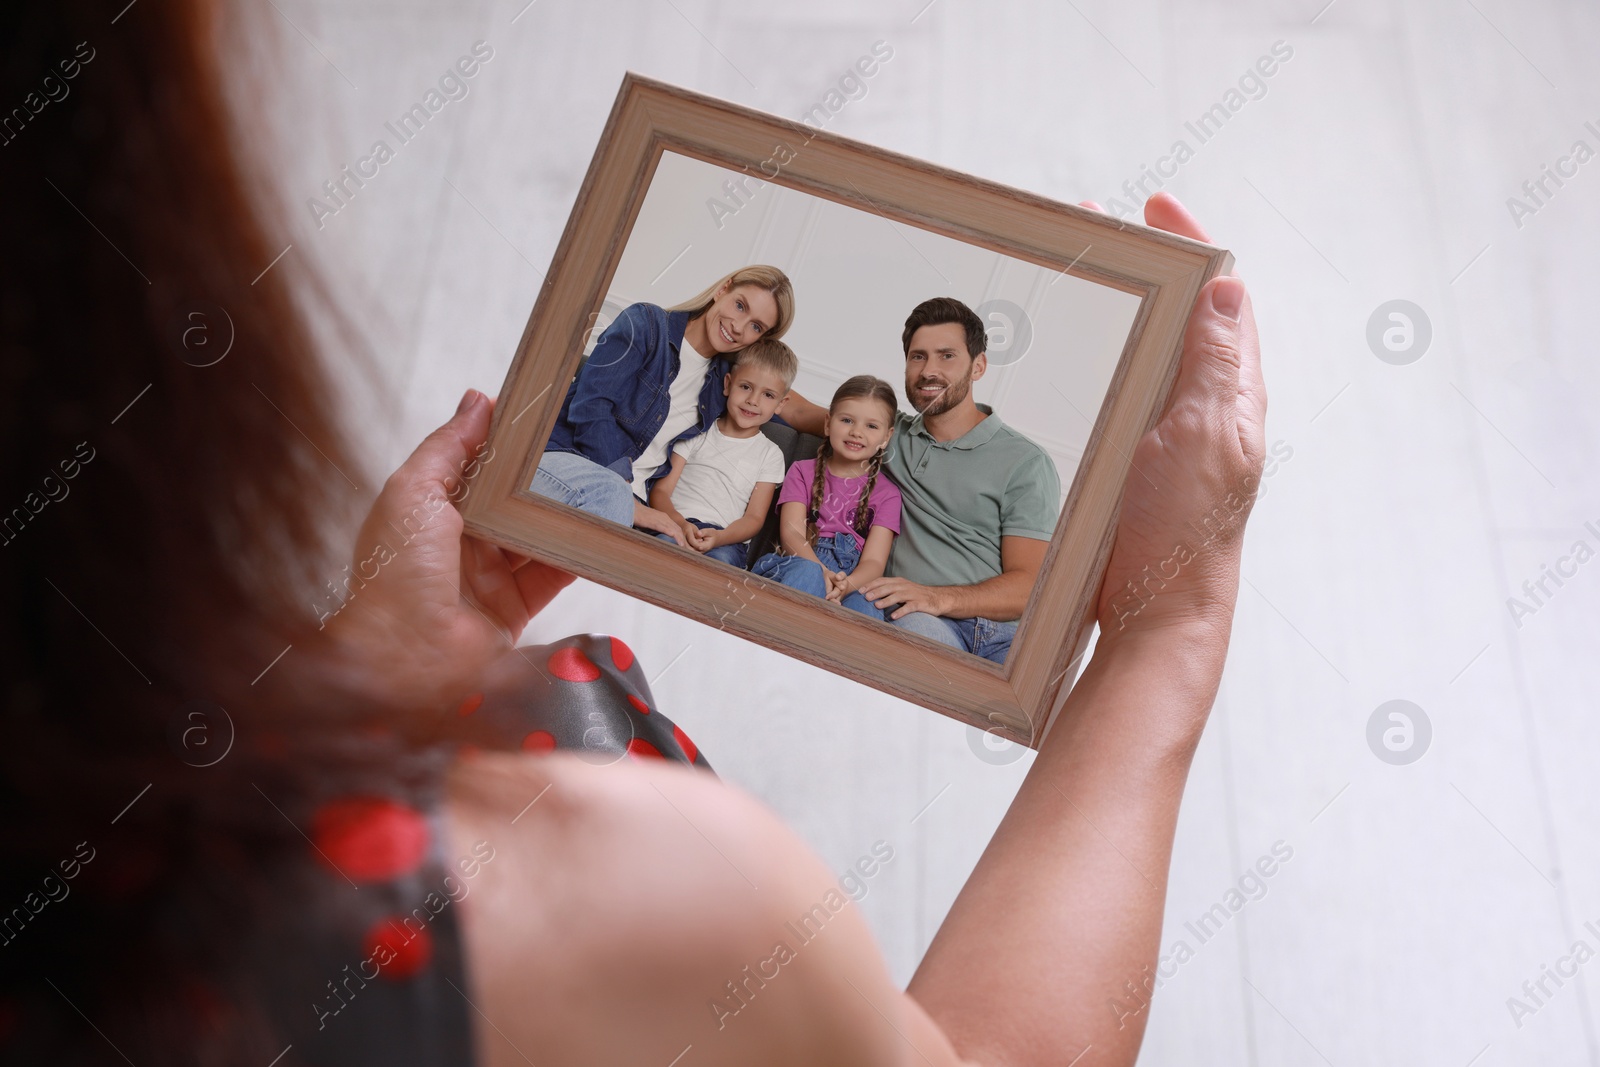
[460,72,1232,748]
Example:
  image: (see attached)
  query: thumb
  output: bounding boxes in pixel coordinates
[358,389,492,562]
[388,388,493,508]
[1167,276,1246,421]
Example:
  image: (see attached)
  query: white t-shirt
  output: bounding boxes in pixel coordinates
[630,339,712,500]
[667,420,786,529]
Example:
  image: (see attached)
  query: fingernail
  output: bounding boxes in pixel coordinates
[456,389,478,415]
[1211,277,1244,323]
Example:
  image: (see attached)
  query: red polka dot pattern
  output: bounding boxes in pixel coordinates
[548,646,601,682]
[457,692,484,717]
[521,730,557,753]
[610,637,635,671]
[672,724,698,764]
[311,797,430,883]
[363,917,434,980]
[627,694,651,716]
[626,738,664,760]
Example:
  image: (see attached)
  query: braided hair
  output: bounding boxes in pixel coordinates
[804,375,899,549]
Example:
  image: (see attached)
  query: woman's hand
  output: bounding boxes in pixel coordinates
[634,500,688,545]
[904,202,1265,1067]
[1089,193,1266,647]
[323,389,574,709]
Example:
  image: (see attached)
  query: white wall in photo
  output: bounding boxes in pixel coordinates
[600,150,1143,509]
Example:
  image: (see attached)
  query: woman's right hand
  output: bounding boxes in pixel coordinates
[633,500,688,546]
[1088,192,1267,648]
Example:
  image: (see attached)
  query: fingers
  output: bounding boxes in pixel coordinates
[513,559,575,616]
[465,534,573,624]
[458,539,524,641]
[1084,190,1212,246]
[1143,191,1212,244]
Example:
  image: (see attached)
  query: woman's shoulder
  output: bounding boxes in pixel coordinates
[442,752,963,1066]
[612,301,671,332]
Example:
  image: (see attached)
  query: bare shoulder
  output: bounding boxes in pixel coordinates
[443,751,973,1067]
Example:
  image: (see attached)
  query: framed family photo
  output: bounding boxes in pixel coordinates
[459,73,1232,747]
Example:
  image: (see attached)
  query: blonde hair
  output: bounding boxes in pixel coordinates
[732,338,800,391]
[669,264,795,342]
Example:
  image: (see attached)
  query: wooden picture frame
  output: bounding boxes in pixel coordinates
[460,72,1232,749]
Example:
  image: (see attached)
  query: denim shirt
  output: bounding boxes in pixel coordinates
[544,303,731,495]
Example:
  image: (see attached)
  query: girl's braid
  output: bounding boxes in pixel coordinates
[851,446,884,537]
[805,439,833,550]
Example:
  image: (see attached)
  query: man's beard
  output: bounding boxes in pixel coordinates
[907,371,972,417]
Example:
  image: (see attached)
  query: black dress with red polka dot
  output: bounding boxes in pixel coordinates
[246,633,711,1065]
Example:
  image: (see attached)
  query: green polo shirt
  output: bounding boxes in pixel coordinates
[883,405,1061,600]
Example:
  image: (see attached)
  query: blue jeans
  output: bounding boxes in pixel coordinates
[891,611,1018,664]
[530,451,636,527]
[656,518,750,568]
[751,531,882,620]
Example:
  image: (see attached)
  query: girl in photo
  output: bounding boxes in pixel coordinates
[751,376,901,619]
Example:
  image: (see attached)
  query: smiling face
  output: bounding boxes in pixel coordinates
[827,395,895,466]
[721,363,789,433]
[904,321,986,416]
[702,284,780,354]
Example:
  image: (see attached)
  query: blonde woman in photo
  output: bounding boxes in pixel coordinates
[532,265,795,544]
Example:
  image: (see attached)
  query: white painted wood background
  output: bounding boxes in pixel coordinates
[252,1,1600,1063]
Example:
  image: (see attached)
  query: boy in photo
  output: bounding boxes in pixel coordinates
[647,339,797,567]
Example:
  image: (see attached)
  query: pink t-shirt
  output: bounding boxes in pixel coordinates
[777,459,902,550]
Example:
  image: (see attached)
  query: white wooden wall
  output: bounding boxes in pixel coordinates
[258,1,1600,1063]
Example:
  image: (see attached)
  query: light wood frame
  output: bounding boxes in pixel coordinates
[461,73,1232,749]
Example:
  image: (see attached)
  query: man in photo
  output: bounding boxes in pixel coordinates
[783,297,1060,662]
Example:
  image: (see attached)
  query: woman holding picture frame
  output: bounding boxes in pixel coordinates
[529,264,794,544]
[3,5,1265,1067]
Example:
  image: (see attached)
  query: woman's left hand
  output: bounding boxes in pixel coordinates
[325,389,574,709]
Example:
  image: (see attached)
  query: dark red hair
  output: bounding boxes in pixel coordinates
[0,3,398,1060]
